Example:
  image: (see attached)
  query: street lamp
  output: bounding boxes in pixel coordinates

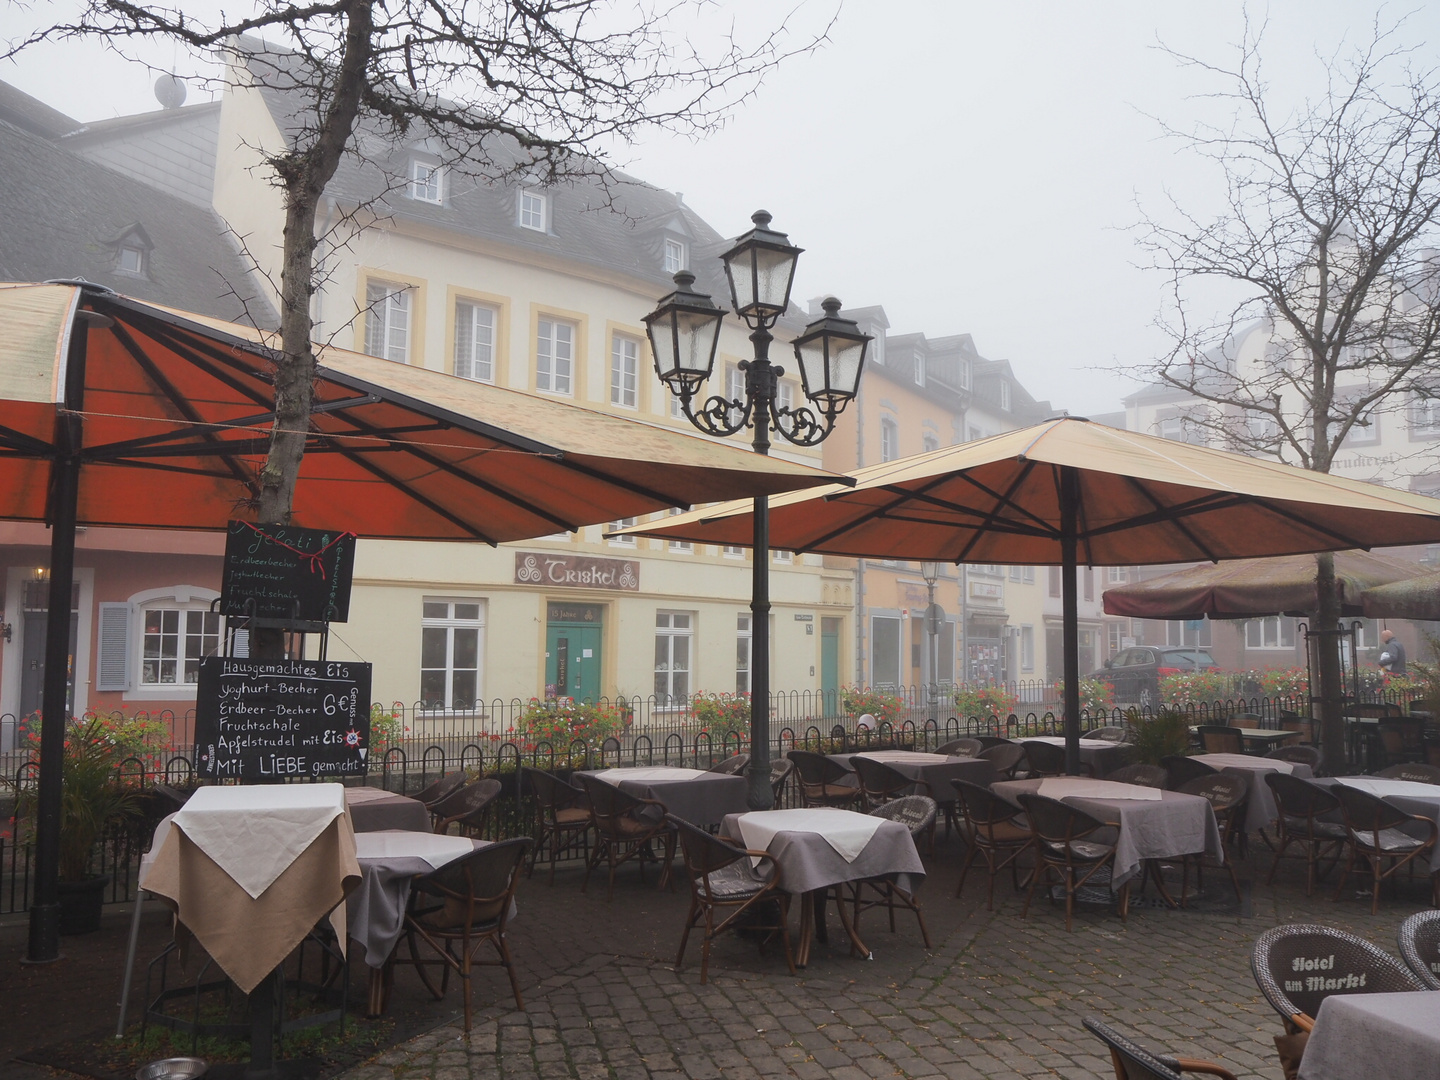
[920,561,941,718]
[645,210,871,810]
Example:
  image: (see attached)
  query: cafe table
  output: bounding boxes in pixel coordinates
[576,766,749,828]
[992,777,1223,894]
[1314,776,1440,874]
[1015,735,1134,775]
[1191,725,1298,753]
[721,807,924,966]
[345,785,432,833]
[824,749,996,801]
[1299,989,1440,1080]
[1191,753,1314,833]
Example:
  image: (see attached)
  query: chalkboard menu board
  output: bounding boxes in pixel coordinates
[220,520,356,623]
[193,657,372,780]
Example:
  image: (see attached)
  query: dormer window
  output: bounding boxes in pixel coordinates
[999,381,1011,410]
[663,238,687,274]
[519,189,547,232]
[957,358,970,390]
[116,244,145,275]
[408,158,444,203]
[110,225,153,277]
[914,352,926,387]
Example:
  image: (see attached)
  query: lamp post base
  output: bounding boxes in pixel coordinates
[24,902,62,964]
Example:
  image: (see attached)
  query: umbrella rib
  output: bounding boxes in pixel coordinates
[957,460,1046,563]
[865,509,1056,538]
[1242,497,1370,551]
[806,472,986,550]
[125,317,277,409]
[1113,476,1220,562]
[0,422,54,457]
[547,456,693,511]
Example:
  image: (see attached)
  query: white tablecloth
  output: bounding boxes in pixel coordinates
[591,766,710,784]
[1300,990,1440,1080]
[1036,778,1162,801]
[737,808,884,863]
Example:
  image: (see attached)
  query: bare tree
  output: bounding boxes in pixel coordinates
[6,0,825,522]
[1133,17,1440,773]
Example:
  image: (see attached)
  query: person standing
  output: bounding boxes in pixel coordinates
[1378,629,1408,675]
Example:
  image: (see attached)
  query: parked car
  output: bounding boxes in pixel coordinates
[1090,646,1219,708]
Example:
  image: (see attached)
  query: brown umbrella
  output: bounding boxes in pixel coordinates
[616,416,1440,773]
[1362,570,1440,621]
[1103,550,1424,620]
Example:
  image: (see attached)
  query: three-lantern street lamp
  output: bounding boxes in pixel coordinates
[644,211,871,811]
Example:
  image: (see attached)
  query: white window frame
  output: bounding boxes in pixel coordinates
[365,281,411,363]
[880,417,899,462]
[1245,616,1296,650]
[519,188,547,232]
[776,379,794,413]
[608,517,637,546]
[735,613,752,695]
[871,614,902,688]
[772,550,793,564]
[536,317,575,396]
[654,611,694,701]
[914,352,926,387]
[923,433,940,453]
[1411,394,1440,438]
[408,158,444,203]
[663,237,687,274]
[1020,625,1035,672]
[726,363,745,426]
[124,585,221,701]
[611,333,640,408]
[722,545,746,559]
[420,598,486,712]
[999,381,1011,411]
[454,300,496,382]
[116,244,146,275]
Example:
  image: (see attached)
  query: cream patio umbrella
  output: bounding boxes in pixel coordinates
[614,416,1440,774]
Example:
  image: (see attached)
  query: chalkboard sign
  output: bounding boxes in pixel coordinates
[220,520,356,623]
[193,657,372,780]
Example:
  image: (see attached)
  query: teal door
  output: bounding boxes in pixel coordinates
[544,602,604,701]
[821,617,841,716]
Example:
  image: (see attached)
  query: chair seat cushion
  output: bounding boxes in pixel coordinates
[613,815,658,837]
[414,897,504,930]
[1043,839,1113,861]
[816,784,858,799]
[1350,827,1430,853]
[968,820,1031,845]
[698,862,767,900]
[554,807,590,825]
[1283,816,1348,840]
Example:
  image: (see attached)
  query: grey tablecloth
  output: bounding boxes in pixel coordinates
[1300,990,1440,1080]
[575,769,749,828]
[348,836,487,968]
[1015,736,1135,775]
[1190,755,1314,833]
[720,811,925,896]
[1313,777,1440,873]
[826,752,996,802]
[345,787,432,833]
[992,778,1223,888]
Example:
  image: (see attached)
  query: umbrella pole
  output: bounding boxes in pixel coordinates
[1060,467,1082,776]
[26,315,90,964]
[746,494,773,810]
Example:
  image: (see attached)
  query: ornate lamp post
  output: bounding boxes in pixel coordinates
[645,211,871,810]
[921,561,941,718]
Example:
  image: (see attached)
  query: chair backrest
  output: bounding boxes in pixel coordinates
[1088,726,1129,742]
[1266,745,1321,769]
[978,742,1026,776]
[1159,754,1217,790]
[1021,741,1067,777]
[415,770,468,807]
[1197,725,1244,754]
[851,755,914,799]
[786,749,849,788]
[936,738,983,756]
[973,735,1012,750]
[1016,792,1108,845]
[1080,1017,1192,1080]
[1332,782,1413,834]
[1177,772,1247,812]
[520,766,582,812]
[1397,910,1440,990]
[1379,718,1426,754]
[707,753,750,775]
[951,779,1025,832]
[668,813,748,881]
[1281,716,1319,744]
[868,794,936,838]
[1352,702,1402,718]
[435,778,502,827]
[1251,923,1423,1027]
[1265,771,1340,824]
[1104,763,1167,788]
[1376,762,1440,785]
[412,836,532,924]
[150,783,191,815]
[575,773,655,830]
[1227,711,1264,727]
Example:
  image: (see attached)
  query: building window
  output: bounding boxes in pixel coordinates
[1107,622,1124,653]
[364,281,410,363]
[1083,568,1094,601]
[1411,395,1440,437]
[663,238,687,274]
[670,388,685,418]
[654,611,693,701]
[453,300,496,382]
[999,381,1011,411]
[536,317,574,395]
[519,188,547,231]
[1107,566,1128,584]
[726,363,745,425]
[1020,625,1035,672]
[1009,566,1022,582]
[1048,566,1061,597]
[1158,412,1207,445]
[608,517,636,546]
[957,358,970,389]
[420,599,484,710]
[872,615,902,687]
[1023,566,1035,584]
[914,352,925,387]
[880,417,899,462]
[408,158,443,203]
[610,333,640,408]
[772,550,793,564]
[140,608,220,686]
[667,507,691,553]
[116,244,146,275]
[735,613,751,694]
[923,433,939,453]
[776,379,794,413]
[1167,619,1212,647]
[1245,616,1295,649]
[723,545,746,558]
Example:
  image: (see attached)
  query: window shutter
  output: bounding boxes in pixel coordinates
[96,603,132,691]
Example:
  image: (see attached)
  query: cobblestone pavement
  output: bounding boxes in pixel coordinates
[339,832,1430,1080]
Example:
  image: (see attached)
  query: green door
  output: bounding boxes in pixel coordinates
[545,603,603,701]
[821,617,841,716]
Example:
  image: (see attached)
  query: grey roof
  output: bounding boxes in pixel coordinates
[0,115,276,327]
[0,81,78,139]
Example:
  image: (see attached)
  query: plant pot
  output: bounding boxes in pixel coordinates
[56,874,109,935]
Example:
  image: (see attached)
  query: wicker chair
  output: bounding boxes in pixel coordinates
[850,756,930,811]
[847,796,935,948]
[1377,718,1427,767]
[1396,909,1440,990]
[1081,1017,1238,1080]
[669,815,793,983]
[1197,726,1244,755]
[1332,782,1439,912]
[432,778,502,836]
[1088,726,1130,743]
[1280,712,1319,746]
[1160,755,1218,790]
[707,753,750,775]
[770,758,794,808]
[951,780,1032,909]
[397,836,532,1030]
[1104,763,1168,788]
[936,738,983,756]
[1227,711,1265,727]
[1176,774,1246,902]
[1376,762,1440,785]
[1017,792,1128,931]
[1251,923,1422,1034]
[979,742,1027,779]
[786,750,861,808]
[413,770,468,808]
[1266,744,1322,770]
[1022,740,1093,778]
[575,774,677,900]
[972,735,1013,750]
[1264,773,1348,895]
[520,767,591,883]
